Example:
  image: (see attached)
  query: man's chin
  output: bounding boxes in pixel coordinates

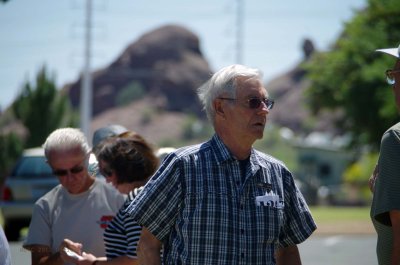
[249,133,264,143]
[254,130,264,139]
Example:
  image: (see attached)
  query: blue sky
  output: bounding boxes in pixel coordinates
[0,0,366,109]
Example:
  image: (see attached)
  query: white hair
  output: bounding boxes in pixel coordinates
[197,64,263,123]
[43,128,90,159]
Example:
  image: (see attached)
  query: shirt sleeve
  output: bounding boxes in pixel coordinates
[278,167,317,247]
[124,192,142,258]
[23,200,52,249]
[373,129,400,226]
[126,154,183,241]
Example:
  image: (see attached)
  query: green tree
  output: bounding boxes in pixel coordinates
[0,133,23,184]
[305,0,400,149]
[12,66,77,148]
[343,151,378,201]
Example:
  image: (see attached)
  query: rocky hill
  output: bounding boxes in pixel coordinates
[64,24,211,118]
[75,26,341,145]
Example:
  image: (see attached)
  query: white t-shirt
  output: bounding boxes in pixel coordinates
[23,178,125,257]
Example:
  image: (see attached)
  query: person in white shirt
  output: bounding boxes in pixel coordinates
[23,127,125,265]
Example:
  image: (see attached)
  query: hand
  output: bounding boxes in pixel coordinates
[59,238,83,254]
[368,164,379,193]
[59,238,83,263]
[74,252,97,265]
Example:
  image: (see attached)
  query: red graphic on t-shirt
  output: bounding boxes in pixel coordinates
[99,215,114,229]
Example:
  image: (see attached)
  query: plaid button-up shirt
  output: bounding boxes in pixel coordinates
[127,134,316,264]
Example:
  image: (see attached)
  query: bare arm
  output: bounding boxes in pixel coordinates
[76,255,135,265]
[137,227,162,265]
[60,238,139,265]
[275,245,301,265]
[28,238,84,265]
[29,245,62,265]
[390,210,400,265]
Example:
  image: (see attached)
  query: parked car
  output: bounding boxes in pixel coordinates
[0,147,101,241]
[0,147,55,241]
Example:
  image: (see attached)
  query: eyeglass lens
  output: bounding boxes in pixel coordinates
[386,70,395,85]
[385,69,400,85]
[248,98,274,110]
[53,165,84,177]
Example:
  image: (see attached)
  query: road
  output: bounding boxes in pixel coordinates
[299,234,377,265]
[10,234,377,264]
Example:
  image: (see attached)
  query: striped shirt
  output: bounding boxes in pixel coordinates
[104,187,143,259]
[371,122,400,265]
[127,134,316,265]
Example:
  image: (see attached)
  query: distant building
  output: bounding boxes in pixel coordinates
[293,132,354,205]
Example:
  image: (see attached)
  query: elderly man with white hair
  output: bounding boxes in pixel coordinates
[126,64,316,265]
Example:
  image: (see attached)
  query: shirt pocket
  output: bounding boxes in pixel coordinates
[254,205,284,244]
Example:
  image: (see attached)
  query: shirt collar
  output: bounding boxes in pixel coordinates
[209,134,267,171]
[209,134,233,164]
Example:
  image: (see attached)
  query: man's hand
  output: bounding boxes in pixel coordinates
[275,245,302,265]
[59,238,83,264]
[368,164,379,193]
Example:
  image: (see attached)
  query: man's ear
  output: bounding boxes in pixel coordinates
[214,99,225,119]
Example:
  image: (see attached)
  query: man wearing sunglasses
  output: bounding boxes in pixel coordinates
[370,45,400,265]
[23,128,125,265]
[126,64,316,265]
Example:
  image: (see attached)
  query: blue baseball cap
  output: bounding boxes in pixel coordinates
[92,124,128,148]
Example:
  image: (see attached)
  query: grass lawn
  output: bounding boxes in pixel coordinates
[309,206,375,235]
[310,206,371,221]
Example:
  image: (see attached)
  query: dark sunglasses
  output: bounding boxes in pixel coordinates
[53,165,85,177]
[219,97,274,110]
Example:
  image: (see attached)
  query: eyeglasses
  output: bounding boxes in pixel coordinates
[52,164,85,177]
[385,69,400,85]
[218,97,274,110]
[52,155,88,177]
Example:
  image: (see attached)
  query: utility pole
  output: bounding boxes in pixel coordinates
[80,0,92,140]
[236,0,244,64]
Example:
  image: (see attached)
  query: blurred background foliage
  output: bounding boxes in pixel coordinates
[305,0,400,150]
[299,0,400,203]
[12,66,77,148]
[343,151,378,201]
[0,66,78,179]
